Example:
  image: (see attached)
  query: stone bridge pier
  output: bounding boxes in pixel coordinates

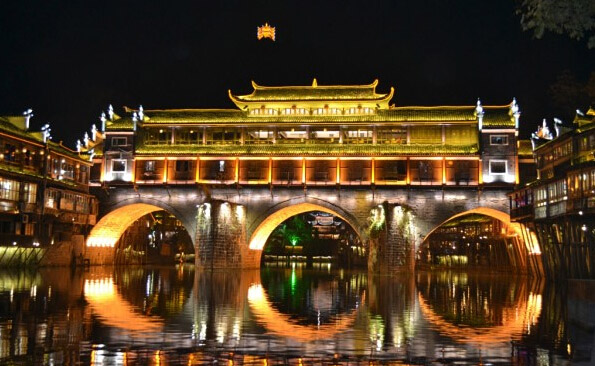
[87,186,511,273]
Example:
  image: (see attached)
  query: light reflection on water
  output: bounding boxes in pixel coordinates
[0,265,590,365]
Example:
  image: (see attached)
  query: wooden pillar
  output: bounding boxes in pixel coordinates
[163,158,168,183]
[195,157,201,183]
[371,158,375,184]
[302,158,306,184]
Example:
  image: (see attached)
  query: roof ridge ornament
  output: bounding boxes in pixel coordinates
[108,104,114,121]
[475,98,484,131]
[312,78,318,88]
[22,108,33,130]
[510,98,520,134]
[91,124,97,141]
[41,123,51,143]
[138,105,144,121]
[100,112,107,132]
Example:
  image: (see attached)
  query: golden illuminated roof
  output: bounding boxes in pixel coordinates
[517,140,533,156]
[229,79,394,108]
[137,106,481,125]
[482,108,516,128]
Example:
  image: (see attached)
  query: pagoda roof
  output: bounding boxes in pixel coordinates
[517,140,533,157]
[0,116,90,162]
[482,108,516,128]
[229,79,394,107]
[136,105,484,125]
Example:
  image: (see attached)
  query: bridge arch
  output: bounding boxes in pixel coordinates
[420,207,542,274]
[86,200,196,264]
[245,197,366,266]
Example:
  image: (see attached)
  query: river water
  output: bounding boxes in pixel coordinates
[0,265,593,365]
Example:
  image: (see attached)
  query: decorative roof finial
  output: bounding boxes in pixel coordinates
[108,104,114,121]
[511,98,520,115]
[22,109,33,130]
[84,132,90,147]
[138,105,144,121]
[41,123,51,143]
[91,124,97,141]
[475,98,484,131]
[553,118,563,137]
[536,119,553,140]
[76,139,82,152]
[475,98,484,116]
[100,112,107,132]
[132,112,138,131]
[312,78,318,88]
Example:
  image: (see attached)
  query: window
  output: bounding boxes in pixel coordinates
[62,163,74,179]
[112,160,126,172]
[3,144,16,162]
[490,135,508,145]
[23,183,37,204]
[0,178,20,201]
[60,193,75,211]
[111,137,127,146]
[45,189,59,209]
[489,160,507,175]
[144,161,155,172]
[377,128,406,144]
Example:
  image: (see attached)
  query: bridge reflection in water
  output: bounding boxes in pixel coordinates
[0,266,590,365]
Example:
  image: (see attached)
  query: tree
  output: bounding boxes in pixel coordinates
[549,70,595,120]
[517,0,595,48]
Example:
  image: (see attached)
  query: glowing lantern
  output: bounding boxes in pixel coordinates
[257,23,276,41]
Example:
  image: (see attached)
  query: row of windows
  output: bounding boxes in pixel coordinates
[45,189,93,214]
[249,106,376,116]
[0,179,37,203]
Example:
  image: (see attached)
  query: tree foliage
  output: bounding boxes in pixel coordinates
[550,70,595,120]
[517,0,595,48]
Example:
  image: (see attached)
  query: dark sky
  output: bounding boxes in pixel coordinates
[0,0,593,145]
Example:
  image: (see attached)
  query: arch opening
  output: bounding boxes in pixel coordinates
[418,208,541,274]
[87,203,194,265]
[248,202,366,269]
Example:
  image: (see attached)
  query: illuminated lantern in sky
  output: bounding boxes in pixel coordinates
[257,23,276,41]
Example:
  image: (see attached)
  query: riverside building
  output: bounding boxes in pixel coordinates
[510,109,595,279]
[0,113,96,265]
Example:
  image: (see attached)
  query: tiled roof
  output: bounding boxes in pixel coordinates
[138,107,478,125]
[105,117,135,131]
[231,80,390,102]
[482,109,515,128]
[135,143,479,156]
[517,140,533,157]
[0,117,44,145]
[0,117,89,162]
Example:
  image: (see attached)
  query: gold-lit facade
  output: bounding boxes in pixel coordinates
[89,80,520,188]
[0,113,96,251]
[510,108,595,279]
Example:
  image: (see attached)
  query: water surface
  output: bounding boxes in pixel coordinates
[0,265,592,365]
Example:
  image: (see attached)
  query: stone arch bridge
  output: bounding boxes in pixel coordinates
[87,186,516,273]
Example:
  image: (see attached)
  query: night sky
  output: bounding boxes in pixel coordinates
[0,1,593,145]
